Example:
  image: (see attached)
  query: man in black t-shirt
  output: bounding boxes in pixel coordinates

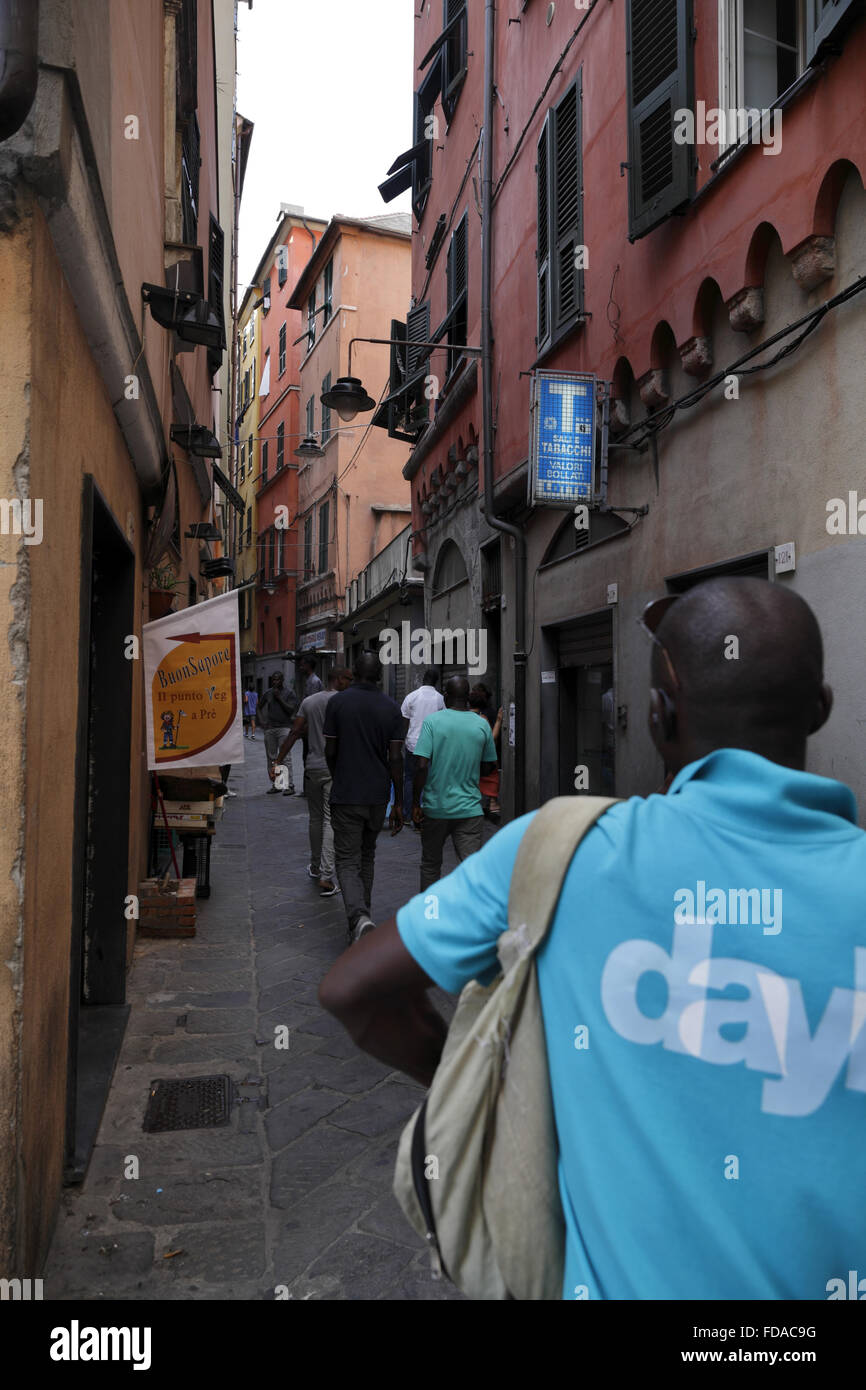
[324,651,405,943]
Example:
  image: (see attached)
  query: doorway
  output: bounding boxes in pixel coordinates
[65,479,135,1182]
[554,610,615,798]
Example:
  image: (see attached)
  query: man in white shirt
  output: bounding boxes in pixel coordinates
[400,668,445,828]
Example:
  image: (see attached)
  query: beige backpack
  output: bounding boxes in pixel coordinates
[393,795,618,1300]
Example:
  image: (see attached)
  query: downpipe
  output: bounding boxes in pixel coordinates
[480,0,527,816]
[0,0,39,142]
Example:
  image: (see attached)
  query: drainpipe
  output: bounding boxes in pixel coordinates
[480,0,526,816]
[0,0,39,142]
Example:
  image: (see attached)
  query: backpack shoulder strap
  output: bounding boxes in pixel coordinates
[502,796,619,965]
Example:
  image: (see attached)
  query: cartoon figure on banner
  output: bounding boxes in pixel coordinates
[159,708,187,750]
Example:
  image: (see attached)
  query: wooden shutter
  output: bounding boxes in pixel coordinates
[552,77,583,334]
[626,0,694,241]
[806,0,860,62]
[407,300,431,419]
[537,114,551,348]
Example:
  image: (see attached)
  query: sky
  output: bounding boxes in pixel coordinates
[236,0,414,288]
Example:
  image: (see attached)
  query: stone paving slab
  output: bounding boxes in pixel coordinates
[43,740,479,1301]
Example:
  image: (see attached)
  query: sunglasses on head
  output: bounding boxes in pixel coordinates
[637,594,681,692]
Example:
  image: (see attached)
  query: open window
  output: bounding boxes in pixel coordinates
[807,0,862,61]
[372,302,431,443]
[444,213,468,380]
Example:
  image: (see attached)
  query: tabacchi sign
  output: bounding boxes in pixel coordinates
[143,589,244,771]
[529,370,596,507]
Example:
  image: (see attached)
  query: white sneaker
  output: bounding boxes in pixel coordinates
[352,914,375,944]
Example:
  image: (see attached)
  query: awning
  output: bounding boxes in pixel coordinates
[212,462,244,514]
[259,354,271,397]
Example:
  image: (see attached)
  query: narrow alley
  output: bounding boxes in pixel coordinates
[44,741,466,1301]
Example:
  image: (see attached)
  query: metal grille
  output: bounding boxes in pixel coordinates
[143,1075,232,1133]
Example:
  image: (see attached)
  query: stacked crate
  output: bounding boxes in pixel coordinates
[138,877,197,937]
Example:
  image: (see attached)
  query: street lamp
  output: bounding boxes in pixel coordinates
[294,434,325,459]
[320,335,482,422]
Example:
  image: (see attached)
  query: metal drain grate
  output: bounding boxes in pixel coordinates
[142,1075,232,1133]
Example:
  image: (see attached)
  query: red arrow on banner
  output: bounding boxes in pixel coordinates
[165,633,204,644]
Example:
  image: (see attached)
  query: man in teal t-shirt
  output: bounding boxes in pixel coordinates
[412,675,497,892]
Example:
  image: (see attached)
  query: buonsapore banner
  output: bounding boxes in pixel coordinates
[143,590,244,771]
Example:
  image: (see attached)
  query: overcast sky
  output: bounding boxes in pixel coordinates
[236,0,413,287]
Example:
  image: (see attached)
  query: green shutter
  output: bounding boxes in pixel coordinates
[806,0,860,62]
[537,114,551,349]
[552,75,583,334]
[626,0,694,241]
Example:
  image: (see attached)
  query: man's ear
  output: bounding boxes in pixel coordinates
[809,682,833,736]
[648,687,676,751]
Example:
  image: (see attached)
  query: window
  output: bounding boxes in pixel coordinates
[625,0,695,240]
[207,215,226,374]
[239,440,246,482]
[441,0,468,122]
[304,514,314,578]
[277,528,284,574]
[243,369,250,406]
[537,74,584,353]
[719,1,808,149]
[276,422,285,472]
[278,322,287,375]
[277,245,288,288]
[306,395,315,437]
[307,289,317,349]
[180,114,200,245]
[321,373,332,444]
[245,505,252,548]
[262,274,271,314]
[268,528,275,580]
[445,213,468,379]
[261,439,269,484]
[373,302,431,442]
[318,500,330,575]
[323,259,333,327]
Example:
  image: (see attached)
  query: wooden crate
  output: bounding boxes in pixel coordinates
[138,877,197,937]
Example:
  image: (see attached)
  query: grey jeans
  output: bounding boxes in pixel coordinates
[419,815,484,892]
[330,803,387,926]
[305,767,334,880]
[264,727,294,791]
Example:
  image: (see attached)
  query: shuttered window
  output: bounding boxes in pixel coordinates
[306,395,315,437]
[537,74,584,353]
[442,0,468,122]
[318,500,330,575]
[373,303,431,443]
[261,439,268,483]
[807,0,859,61]
[323,260,333,325]
[276,423,284,472]
[626,0,694,241]
[207,216,226,374]
[321,373,332,444]
[445,213,468,379]
[304,515,313,578]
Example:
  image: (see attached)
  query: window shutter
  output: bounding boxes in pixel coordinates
[407,301,431,430]
[552,77,583,333]
[537,114,551,348]
[806,0,860,62]
[207,216,226,364]
[626,0,694,241]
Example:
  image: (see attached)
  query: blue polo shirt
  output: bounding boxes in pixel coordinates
[396,749,866,1300]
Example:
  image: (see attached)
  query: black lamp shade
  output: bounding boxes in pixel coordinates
[321,376,376,422]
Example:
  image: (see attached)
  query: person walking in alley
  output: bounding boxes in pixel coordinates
[320,577,866,1300]
[257,672,298,796]
[412,675,497,891]
[243,681,258,739]
[324,650,405,943]
[469,684,503,822]
[299,654,324,698]
[272,667,352,895]
[400,667,444,827]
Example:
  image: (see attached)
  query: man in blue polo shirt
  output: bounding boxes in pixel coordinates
[319,578,866,1300]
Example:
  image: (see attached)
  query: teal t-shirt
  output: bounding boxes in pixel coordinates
[397,749,866,1299]
[414,708,496,819]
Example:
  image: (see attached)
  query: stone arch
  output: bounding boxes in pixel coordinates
[813,157,865,237]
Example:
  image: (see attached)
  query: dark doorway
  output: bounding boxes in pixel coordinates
[554,610,614,798]
[65,479,135,1182]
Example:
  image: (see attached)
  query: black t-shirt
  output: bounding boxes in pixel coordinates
[323,681,405,805]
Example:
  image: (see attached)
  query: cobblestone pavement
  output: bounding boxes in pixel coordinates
[44,734,491,1301]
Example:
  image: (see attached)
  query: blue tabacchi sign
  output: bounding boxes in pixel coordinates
[530,371,596,505]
